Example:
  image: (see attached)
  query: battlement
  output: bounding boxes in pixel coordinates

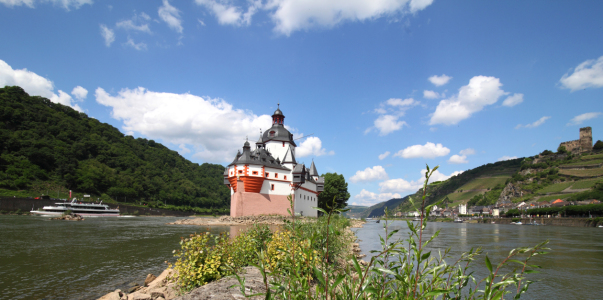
[560,127,593,153]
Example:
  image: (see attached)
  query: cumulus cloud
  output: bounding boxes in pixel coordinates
[95,87,277,162]
[0,59,82,111]
[379,169,463,194]
[100,24,115,47]
[352,189,401,207]
[448,154,468,164]
[366,98,418,136]
[559,56,603,91]
[0,0,92,10]
[498,156,518,161]
[428,74,452,86]
[159,0,183,33]
[296,136,334,157]
[350,166,389,183]
[195,0,261,26]
[502,93,523,107]
[71,86,88,101]
[459,148,475,156]
[567,112,602,126]
[116,13,152,34]
[378,151,390,160]
[125,37,147,51]
[394,142,450,159]
[430,76,511,126]
[423,90,440,99]
[515,116,551,129]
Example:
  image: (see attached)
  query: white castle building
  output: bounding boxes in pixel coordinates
[224,105,324,217]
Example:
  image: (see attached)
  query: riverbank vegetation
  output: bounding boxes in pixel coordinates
[0,86,230,211]
[171,165,548,299]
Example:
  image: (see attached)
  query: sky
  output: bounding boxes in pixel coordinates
[1,0,602,207]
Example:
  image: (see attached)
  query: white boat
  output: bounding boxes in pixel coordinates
[513,221,523,225]
[454,218,463,223]
[30,199,120,217]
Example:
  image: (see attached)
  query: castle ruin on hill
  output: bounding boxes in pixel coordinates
[559,127,593,153]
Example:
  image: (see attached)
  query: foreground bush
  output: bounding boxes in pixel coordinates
[172,165,549,299]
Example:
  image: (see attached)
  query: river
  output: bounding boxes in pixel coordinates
[1,216,602,299]
[354,220,603,300]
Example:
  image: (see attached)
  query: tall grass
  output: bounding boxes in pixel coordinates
[172,164,549,299]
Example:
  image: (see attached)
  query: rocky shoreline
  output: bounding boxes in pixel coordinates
[50,213,85,221]
[99,218,366,300]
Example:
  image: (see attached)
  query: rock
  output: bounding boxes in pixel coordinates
[150,291,165,299]
[144,274,157,287]
[156,298,165,300]
[132,294,152,300]
[97,291,121,300]
[359,260,369,266]
[128,286,142,293]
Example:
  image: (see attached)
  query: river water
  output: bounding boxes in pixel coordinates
[1,216,602,299]
[354,220,603,300]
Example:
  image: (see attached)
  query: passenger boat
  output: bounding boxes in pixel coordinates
[30,199,120,217]
[454,218,463,223]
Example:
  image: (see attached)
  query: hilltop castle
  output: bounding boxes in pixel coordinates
[559,127,593,153]
[223,105,323,217]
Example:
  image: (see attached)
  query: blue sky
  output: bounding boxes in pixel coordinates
[1,0,602,206]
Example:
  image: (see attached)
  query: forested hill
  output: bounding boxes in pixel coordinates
[0,86,230,210]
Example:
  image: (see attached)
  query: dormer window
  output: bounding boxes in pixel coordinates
[270,131,275,137]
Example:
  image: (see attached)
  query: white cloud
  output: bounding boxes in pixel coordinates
[159,0,183,34]
[372,115,408,136]
[0,0,92,10]
[95,87,276,162]
[178,144,191,155]
[515,116,551,129]
[296,136,334,157]
[423,90,440,99]
[428,74,452,86]
[71,86,88,101]
[100,24,115,47]
[193,0,433,35]
[502,93,523,107]
[448,154,468,164]
[379,169,462,193]
[0,59,82,111]
[378,151,390,160]
[125,38,147,51]
[350,166,389,183]
[394,142,450,159]
[559,56,603,91]
[116,13,152,34]
[459,148,475,156]
[366,98,417,136]
[498,155,518,161]
[430,76,510,125]
[352,189,401,207]
[567,112,602,126]
[194,0,261,26]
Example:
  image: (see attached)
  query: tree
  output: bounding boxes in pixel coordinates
[540,150,553,156]
[317,173,350,211]
[594,140,603,150]
[557,145,568,154]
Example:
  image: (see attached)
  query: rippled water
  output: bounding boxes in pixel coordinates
[354,220,603,300]
[0,215,231,300]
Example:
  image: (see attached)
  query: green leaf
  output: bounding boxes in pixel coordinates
[485,255,493,274]
[424,289,449,297]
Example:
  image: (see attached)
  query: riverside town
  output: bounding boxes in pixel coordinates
[1,1,603,299]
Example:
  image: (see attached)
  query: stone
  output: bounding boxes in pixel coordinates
[150,291,165,299]
[144,274,157,287]
[128,286,142,293]
[98,291,121,300]
[132,293,152,300]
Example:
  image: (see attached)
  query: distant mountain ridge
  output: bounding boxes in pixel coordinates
[360,159,523,218]
[0,86,230,210]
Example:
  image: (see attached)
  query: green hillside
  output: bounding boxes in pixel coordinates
[342,205,369,218]
[0,86,230,211]
[362,159,523,218]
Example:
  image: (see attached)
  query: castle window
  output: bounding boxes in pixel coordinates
[265,172,269,177]
[238,170,243,174]
[284,175,287,180]
[275,173,278,178]
[270,131,275,137]
[282,141,285,147]
[252,171,258,175]
[271,184,275,191]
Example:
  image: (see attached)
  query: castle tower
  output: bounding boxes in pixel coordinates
[580,127,593,152]
[263,104,297,161]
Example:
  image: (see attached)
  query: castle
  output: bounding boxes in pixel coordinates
[559,127,593,153]
[223,106,324,217]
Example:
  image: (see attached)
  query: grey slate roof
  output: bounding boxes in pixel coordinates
[282,148,297,164]
[262,124,296,146]
[228,141,290,170]
[309,161,318,176]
